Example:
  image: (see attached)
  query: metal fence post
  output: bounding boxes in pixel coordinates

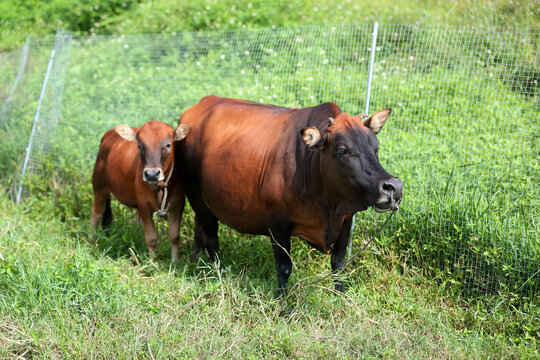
[349,21,379,256]
[16,48,56,204]
[364,21,379,115]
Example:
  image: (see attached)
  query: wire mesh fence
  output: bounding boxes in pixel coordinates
[1,24,538,296]
[1,35,56,195]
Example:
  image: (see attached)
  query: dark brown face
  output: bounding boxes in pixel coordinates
[301,109,403,213]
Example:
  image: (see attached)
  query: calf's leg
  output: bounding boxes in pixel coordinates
[91,190,111,229]
[138,207,159,258]
[101,197,112,228]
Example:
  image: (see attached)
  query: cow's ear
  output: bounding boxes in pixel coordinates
[173,124,190,141]
[114,125,136,141]
[300,126,323,149]
[363,108,391,135]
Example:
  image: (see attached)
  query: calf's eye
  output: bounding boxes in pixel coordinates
[337,148,350,156]
[165,143,171,149]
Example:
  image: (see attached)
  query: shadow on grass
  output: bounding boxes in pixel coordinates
[84,202,283,291]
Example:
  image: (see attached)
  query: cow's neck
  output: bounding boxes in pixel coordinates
[302,150,341,251]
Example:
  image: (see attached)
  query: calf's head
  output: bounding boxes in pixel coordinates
[115,120,190,184]
[301,109,403,213]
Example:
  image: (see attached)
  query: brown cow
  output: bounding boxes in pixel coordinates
[175,95,403,292]
[91,120,190,261]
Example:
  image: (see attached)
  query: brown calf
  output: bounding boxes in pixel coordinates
[91,120,190,261]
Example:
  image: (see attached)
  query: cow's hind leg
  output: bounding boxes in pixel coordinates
[191,217,205,262]
[167,201,185,263]
[91,190,111,229]
[269,221,292,294]
[330,215,353,293]
[183,181,220,264]
[195,211,219,264]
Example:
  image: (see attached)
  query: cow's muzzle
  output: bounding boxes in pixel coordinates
[374,177,403,213]
[143,168,164,184]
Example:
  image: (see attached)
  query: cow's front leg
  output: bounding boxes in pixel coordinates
[269,221,292,294]
[139,207,159,259]
[330,215,353,292]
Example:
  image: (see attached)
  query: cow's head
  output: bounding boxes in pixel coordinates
[300,109,402,213]
[115,121,190,184]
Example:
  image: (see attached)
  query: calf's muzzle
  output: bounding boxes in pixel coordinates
[143,168,162,184]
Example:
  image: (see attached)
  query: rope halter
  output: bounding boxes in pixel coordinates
[155,161,174,218]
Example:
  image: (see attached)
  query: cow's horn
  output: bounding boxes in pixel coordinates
[328,117,335,126]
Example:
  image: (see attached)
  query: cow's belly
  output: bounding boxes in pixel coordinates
[109,179,138,208]
[200,172,328,246]
[201,181,269,234]
[194,141,273,234]
[106,162,139,208]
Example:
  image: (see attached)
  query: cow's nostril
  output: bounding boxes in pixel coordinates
[382,182,395,194]
[380,178,403,202]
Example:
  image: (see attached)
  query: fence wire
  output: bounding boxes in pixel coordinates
[0,24,538,296]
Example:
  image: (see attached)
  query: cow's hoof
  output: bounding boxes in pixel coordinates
[274,286,288,298]
[334,281,345,293]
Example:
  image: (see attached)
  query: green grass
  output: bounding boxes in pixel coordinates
[1,0,540,52]
[0,192,538,358]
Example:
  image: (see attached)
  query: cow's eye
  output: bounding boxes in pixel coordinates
[337,148,350,156]
[137,144,142,151]
[165,143,171,149]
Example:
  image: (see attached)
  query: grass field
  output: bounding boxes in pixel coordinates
[1,194,538,358]
[1,0,539,357]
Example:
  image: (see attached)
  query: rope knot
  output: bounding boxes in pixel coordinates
[155,202,170,218]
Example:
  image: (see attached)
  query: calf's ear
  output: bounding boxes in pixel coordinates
[363,108,391,135]
[300,126,323,149]
[174,124,190,141]
[114,125,136,141]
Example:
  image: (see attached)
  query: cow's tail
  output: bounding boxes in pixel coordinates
[101,196,112,228]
